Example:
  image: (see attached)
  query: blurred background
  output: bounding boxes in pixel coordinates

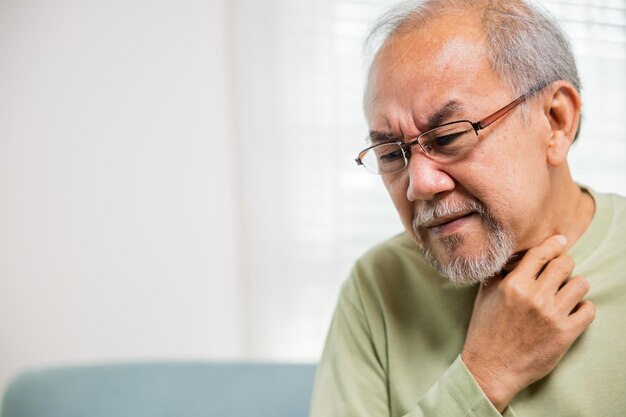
[1,0,625,400]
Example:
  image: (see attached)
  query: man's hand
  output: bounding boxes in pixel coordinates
[461,234,596,412]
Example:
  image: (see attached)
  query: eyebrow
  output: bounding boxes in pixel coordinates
[425,101,464,131]
[368,131,402,145]
[368,100,466,145]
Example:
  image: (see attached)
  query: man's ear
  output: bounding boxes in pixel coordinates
[544,81,581,167]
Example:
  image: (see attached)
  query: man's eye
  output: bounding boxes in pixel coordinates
[434,132,464,147]
[378,148,404,162]
[421,126,475,158]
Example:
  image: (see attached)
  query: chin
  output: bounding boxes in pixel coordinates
[416,226,516,287]
[410,196,517,286]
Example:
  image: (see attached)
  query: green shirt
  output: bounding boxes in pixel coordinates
[311,190,626,416]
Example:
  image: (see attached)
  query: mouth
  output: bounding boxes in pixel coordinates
[422,211,476,235]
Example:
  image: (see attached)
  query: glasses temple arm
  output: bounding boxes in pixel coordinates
[475,95,527,131]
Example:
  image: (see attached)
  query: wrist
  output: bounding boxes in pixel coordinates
[460,351,517,412]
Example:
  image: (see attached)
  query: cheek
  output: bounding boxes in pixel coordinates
[467,153,550,243]
[383,176,415,229]
[457,149,537,226]
[471,120,550,193]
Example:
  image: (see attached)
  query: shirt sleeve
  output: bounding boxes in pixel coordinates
[309,277,511,417]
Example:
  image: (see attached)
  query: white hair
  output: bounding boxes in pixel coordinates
[365,0,582,140]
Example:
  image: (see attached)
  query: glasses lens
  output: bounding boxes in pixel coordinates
[360,142,406,174]
[419,122,477,160]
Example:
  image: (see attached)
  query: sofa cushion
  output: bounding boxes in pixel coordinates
[1,362,316,417]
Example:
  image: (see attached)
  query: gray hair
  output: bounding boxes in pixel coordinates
[365,0,582,140]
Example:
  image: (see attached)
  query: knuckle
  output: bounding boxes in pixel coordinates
[571,301,596,329]
[561,255,575,271]
[582,301,597,321]
[527,247,551,265]
[549,257,574,277]
[550,258,572,276]
[554,316,571,333]
[500,279,527,299]
[569,276,590,294]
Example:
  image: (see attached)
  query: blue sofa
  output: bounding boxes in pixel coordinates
[1,362,316,417]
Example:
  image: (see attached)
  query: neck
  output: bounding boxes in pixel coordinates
[505,166,596,271]
[548,167,595,252]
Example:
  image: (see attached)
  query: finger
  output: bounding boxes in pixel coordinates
[513,234,568,281]
[567,300,596,333]
[556,275,590,313]
[537,254,574,291]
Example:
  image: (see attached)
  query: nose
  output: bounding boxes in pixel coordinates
[405,151,456,201]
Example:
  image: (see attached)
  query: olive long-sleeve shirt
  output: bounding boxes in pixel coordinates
[311,190,626,416]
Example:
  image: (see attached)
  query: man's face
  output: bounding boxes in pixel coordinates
[364,15,554,285]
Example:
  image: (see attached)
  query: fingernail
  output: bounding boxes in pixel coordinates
[556,235,567,245]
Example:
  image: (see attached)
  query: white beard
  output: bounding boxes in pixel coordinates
[412,197,515,287]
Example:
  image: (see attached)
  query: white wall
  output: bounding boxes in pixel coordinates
[0,0,242,396]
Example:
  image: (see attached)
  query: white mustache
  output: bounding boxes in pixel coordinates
[413,198,485,227]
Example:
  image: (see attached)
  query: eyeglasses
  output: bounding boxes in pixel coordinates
[355,87,542,175]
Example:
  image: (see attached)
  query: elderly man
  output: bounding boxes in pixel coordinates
[310,1,626,416]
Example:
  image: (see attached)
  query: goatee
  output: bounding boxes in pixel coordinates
[412,198,515,286]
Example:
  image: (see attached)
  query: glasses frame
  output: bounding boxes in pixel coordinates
[355,85,546,175]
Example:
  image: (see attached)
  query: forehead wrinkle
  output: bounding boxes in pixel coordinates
[366,107,400,144]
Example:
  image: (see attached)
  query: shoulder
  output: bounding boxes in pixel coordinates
[342,232,447,309]
[591,189,626,230]
[352,232,431,283]
[605,191,626,220]
[355,232,423,270]
[576,188,626,273]
[591,187,626,208]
